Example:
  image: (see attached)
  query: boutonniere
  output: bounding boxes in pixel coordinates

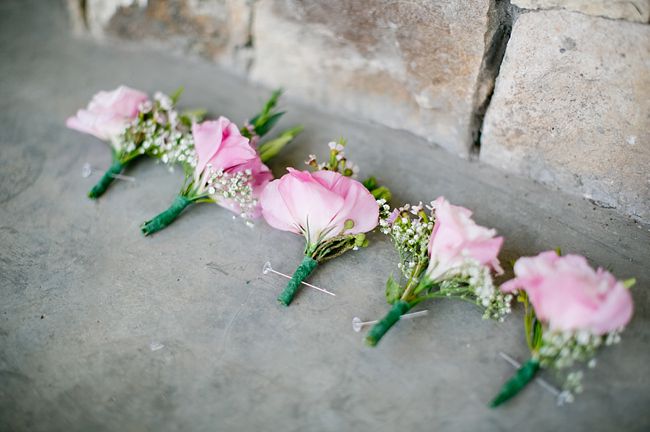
[366,197,511,346]
[67,86,201,199]
[491,251,634,406]
[140,90,302,235]
[260,139,389,306]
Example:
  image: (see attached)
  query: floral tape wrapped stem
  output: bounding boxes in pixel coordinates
[277,256,318,306]
[368,197,509,347]
[88,159,125,199]
[66,86,150,199]
[141,195,193,236]
[260,164,379,308]
[140,117,274,236]
[489,250,634,407]
[366,300,412,346]
[490,358,540,407]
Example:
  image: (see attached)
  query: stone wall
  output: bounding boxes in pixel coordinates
[66,0,650,224]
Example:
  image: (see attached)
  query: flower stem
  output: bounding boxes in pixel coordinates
[277,256,318,306]
[365,300,412,346]
[490,358,540,407]
[87,159,124,199]
[140,195,193,236]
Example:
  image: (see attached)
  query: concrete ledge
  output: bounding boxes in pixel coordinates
[1,2,649,431]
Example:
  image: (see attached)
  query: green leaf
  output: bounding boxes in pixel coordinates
[385,275,404,304]
[361,176,391,201]
[623,278,636,289]
[260,88,282,117]
[370,186,392,202]
[170,86,184,105]
[249,88,283,127]
[179,115,193,128]
[255,111,285,137]
[181,108,207,122]
[531,319,543,350]
[413,276,435,296]
[257,125,303,162]
[362,176,378,191]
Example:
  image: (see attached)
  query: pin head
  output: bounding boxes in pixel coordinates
[81,163,92,178]
[352,317,363,332]
[262,261,273,275]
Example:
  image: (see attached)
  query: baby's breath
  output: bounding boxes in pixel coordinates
[534,327,623,402]
[305,138,359,178]
[116,92,196,169]
[379,200,434,279]
[198,165,257,220]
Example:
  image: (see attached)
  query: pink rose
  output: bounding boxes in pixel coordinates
[66,86,149,142]
[192,117,260,177]
[192,117,271,218]
[260,168,379,244]
[501,251,633,335]
[426,196,503,280]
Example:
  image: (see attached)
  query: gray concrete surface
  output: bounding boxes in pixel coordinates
[1,1,649,431]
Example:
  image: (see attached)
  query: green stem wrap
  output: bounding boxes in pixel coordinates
[88,160,125,199]
[141,195,193,236]
[365,300,412,347]
[490,358,540,407]
[277,256,318,306]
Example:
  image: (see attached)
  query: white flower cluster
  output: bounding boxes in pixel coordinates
[117,92,196,169]
[461,261,512,321]
[537,328,623,402]
[305,140,360,178]
[433,258,513,321]
[378,200,434,278]
[202,165,257,220]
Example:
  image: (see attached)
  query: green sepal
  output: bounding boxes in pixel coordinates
[490,358,540,407]
[277,256,318,306]
[310,233,367,263]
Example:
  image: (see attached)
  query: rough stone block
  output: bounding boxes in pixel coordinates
[250,0,503,157]
[481,10,650,223]
[512,0,650,23]
[75,0,252,70]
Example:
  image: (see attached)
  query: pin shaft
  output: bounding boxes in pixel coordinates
[262,262,335,296]
[352,310,428,332]
[82,163,135,182]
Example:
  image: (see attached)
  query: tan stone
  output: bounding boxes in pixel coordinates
[65,0,87,35]
[250,0,501,157]
[481,10,650,223]
[513,0,650,23]
[76,0,252,71]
